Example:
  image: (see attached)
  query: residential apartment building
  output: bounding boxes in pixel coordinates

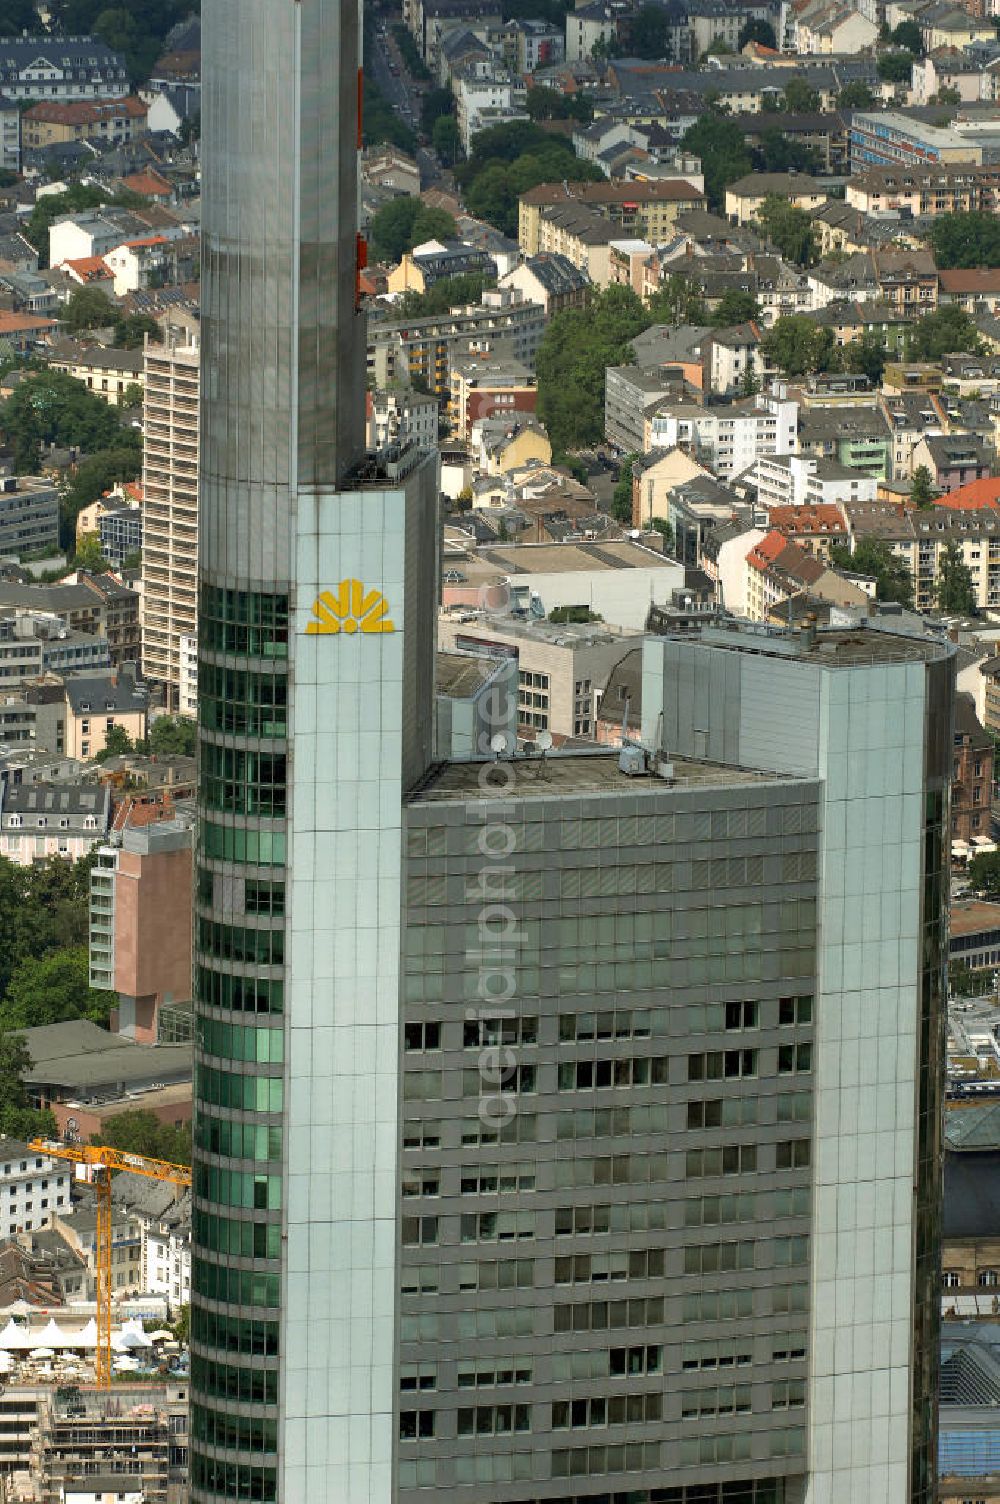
[62,666,148,760]
[0,782,111,866]
[518,179,705,256]
[449,359,537,439]
[368,290,546,398]
[21,94,146,148]
[648,397,799,482]
[47,339,144,405]
[0,1141,67,1237]
[753,454,878,510]
[90,806,194,1041]
[141,311,199,710]
[724,173,829,227]
[952,693,993,845]
[367,388,439,452]
[0,39,127,102]
[0,475,58,558]
[0,574,140,667]
[499,251,591,318]
[845,162,1000,217]
[843,499,1000,610]
[98,504,141,569]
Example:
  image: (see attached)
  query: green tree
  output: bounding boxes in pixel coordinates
[738,17,777,49]
[536,286,649,455]
[909,464,936,507]
[171,1303,190,1344]
[681,114,752,210]
[754,195,818,267]
[369,198,457,262]
[59,447,142,550]
[113,314,161,350]
[0,371,137,475]
[72,532,109,574]
[461,141,603,237]
[754,130,821,174]
[524,86,592,123]
[94,724,134,763]
[738,364,761,397]
[829,537,914,607]
[0,948,110,1032]
[782,79,820,113]
[935,539,977,614]
[704,36,734,57]
[710,288,761,327]
[121,382,144,409]
[0,1034,56,1143]
[969,849,1000,898]
[933,84,961,105]
[95,1108,191,1166]
[761,315,832,376]
[907,304,982,360]
[64,287,117,333]
[396,272,496,318]
[838,81,875,109]
[645,272,705,325]
[612,454,638,523]
[25,185,144,268]
[878,50,914,83]
[0,856,94,1003]
[148,715,197,757]
[840,331,887,385]
[362,74,416,153]
[431,114,461,165]
[929,211,1000,269]
[891,19,923,53]
[421,86,456,136]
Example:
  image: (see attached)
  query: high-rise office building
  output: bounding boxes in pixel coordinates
[191,0,437,1499]
[141,309,200,708]
[192,3,952,1502]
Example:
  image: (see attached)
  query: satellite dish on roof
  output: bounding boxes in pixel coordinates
[490,731,513,760]
[536,730,553,752]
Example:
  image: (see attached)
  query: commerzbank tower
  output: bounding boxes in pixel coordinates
[190,2,951,1503]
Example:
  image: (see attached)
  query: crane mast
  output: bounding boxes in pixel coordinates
[29,1139,192,1388]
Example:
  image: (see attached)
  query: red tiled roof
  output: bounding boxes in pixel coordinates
[121,170,172,198]
[768,504,846,535]
[934,477,1000,510]
[60,255,114,282]
[0,312,56,332]
[938,268,1000,294]
[746,529,789,570]
[25,95,147,126]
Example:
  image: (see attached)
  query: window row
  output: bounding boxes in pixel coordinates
[199,662,288,738]
[685,1144,757,1178]
[680,1385,752,1419]
[193,1210,281,1261]
[458,1259,534,1291]
[554,1153,671,1189]
[189,1455,276,1503]
[200,745,287,817]
[199,1018,284,1064]
[192,1258,279,1308]
[558,1057,669,1092]
[461,1211,534,1242]
[200,821,286,867]
[196,964,284,1015]
[191,1305,279,1357]
[556,1104,670,1140]
[198,916,284,967]
[457,1404,532,1436]
[552,1393,662,1429]
[196,1065,283,1113]
[555,1202,667,1237]
[551,1443,662,1479]
[199,585,288,658]
[191,1402,277,1454]
[553,1297,664,1333]
[191,1354,278,1407]
[196,1115,282,1164]
[554,1249,664,1285]
[460,1164,535,1194]
[194,1165,281,1212]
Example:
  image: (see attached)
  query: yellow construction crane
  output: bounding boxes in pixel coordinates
[29,1140,191,1388]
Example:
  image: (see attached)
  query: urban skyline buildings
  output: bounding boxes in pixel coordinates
[191,3,953,1502]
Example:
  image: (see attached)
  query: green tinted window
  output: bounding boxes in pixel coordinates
[201,821,286,867]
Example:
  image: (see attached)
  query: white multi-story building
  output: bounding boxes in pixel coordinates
[141,311,199,711]
[453,64,524,152]
[648,396,799,481]
[142,1199,191,1314]
[367,388,439,453]
[0,1141,69,1237]
[752,452,878,509]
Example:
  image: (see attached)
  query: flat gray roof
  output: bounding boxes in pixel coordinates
[18,1020,191,1091]
[409,750,780,805]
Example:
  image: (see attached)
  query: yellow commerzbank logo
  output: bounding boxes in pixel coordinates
[304,579,396,635]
